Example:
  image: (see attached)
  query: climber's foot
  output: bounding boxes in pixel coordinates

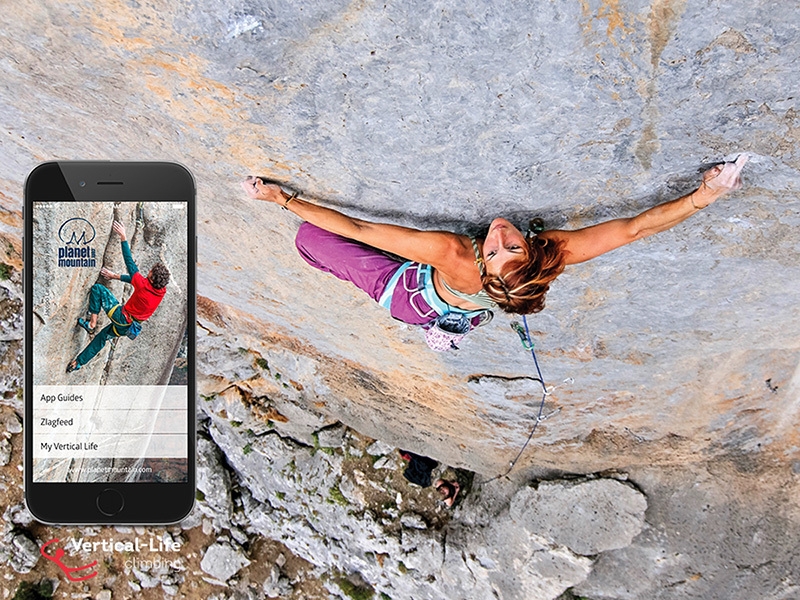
[77,317,95,335]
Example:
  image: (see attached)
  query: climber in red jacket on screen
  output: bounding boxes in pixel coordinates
[67,220,170,372]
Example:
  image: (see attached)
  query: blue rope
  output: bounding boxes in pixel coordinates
[483,314,549,484]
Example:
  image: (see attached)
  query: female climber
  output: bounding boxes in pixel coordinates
[242,155,748,345]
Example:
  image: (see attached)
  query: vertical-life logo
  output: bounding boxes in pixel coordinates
[57,217,97,268]
[39,535,184,583]
[40,538,98,582]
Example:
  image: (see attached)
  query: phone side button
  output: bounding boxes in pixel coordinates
[96,488,125,516]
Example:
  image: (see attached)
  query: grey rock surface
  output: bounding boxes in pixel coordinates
[124,539,188,594]
[262,564,293,598]
[509,479,648,556]
[400,512,428,530]
[366,440,396,457]
[315,423,346,449]
[200,541,251,583]
[2,0,797,474]
[372,455,395,470]
[0,437,11,466]
[4,504,34,529]
[200,361,648,600]
[4,532,39,573]
[575,464,800,600]
[2,413,22,435]
[1,1,799,598]
[196,436,234,530]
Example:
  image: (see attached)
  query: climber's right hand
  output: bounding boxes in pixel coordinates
[112,220,127,241]
[241,176,287,204]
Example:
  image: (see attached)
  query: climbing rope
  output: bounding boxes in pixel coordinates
[483,314,553,484]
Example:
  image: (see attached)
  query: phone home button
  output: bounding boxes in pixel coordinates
[96,489,124,516]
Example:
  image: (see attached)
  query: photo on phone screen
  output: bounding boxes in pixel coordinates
[25,162,195,524]
[32,201,188,482]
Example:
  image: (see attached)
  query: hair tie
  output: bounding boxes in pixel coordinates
[498,276,512,301]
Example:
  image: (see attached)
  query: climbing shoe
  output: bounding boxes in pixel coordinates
[77,317,95,335]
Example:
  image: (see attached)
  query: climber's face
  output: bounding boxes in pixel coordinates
[483,218,528,275]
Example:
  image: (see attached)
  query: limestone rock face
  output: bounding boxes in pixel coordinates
[1,0,798,474]
[200,541,251,583]
[1,1,800,598]
[508,479,647,556]
[202,366,647,600]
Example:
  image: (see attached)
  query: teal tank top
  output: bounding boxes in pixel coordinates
[439,237,498,310]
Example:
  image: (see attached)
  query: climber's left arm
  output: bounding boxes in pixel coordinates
[540,154,748,265]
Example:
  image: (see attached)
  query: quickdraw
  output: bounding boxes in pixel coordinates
[511,321,534,350]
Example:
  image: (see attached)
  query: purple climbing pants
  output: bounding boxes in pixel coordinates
[294,222,437,325]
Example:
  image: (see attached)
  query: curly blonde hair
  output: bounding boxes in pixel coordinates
[481,235,566,315]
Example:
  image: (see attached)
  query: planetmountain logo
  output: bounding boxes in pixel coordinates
[58,218,96,245]
[56,217,97,268]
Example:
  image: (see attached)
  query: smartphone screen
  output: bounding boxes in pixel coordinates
[24,162,195,524]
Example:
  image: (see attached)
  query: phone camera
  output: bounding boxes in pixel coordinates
[79,181,86,187]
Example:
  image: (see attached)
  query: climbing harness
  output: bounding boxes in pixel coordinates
[108,304,141,340]
[483,314,556,484]
[379,261,495,351]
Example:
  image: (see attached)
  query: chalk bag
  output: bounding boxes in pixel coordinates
[424,312,471,351]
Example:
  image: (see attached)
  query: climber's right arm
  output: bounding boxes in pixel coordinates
[120,241,139,278]
[110,219,139,278]
[243,177,472,270]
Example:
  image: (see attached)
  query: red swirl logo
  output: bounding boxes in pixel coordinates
[40,538,98,582]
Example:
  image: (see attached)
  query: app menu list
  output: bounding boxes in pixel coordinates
[33,385,187,459]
